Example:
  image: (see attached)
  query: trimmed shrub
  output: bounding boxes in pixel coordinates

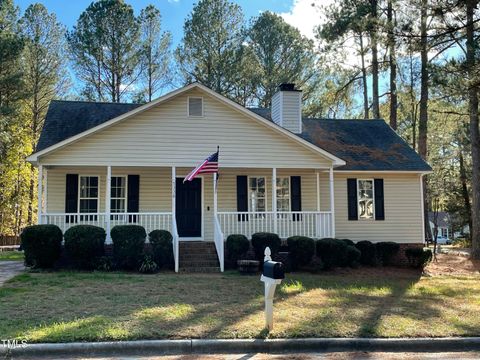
[111,225,146,270]
[149,230,174,269]
[287,236,315,270]
[226,234,250,266]
[346,245,361,267]
[315,238,348,269]
[64,225,105,269]
[251,232,281,261]
[340,239,355,247]
[21,224,62,268]
[355,240,378,266]
[376,242,400,266]
[405,248,432,268]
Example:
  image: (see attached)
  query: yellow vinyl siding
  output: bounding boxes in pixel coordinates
[40,89,332,168]
[333,172,423,244]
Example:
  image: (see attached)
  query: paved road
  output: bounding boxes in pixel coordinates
[16,352,480,360]
[0,260,24,286]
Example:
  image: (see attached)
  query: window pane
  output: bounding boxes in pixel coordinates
[358,180,374,219]
[80,199,97,213]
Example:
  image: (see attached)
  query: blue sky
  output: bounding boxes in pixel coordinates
[15,0,304,48]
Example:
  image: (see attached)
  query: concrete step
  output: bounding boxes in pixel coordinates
[180,261,219,267]
[178,242,219,273]
[180,254,218,261]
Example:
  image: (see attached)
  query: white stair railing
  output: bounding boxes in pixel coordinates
[213,215,224,272]
[172,216,179,273]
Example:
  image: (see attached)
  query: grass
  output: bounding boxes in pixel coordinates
[0,269,479,342]
[0,251,23,261]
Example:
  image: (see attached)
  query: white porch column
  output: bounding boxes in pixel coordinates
[37,165,43,224]
[316,171,321,211]
[272,168,277,234]
[105,166,112,244]
[213,173,218,215]
[329,167,336,238]
[172,166,176,217]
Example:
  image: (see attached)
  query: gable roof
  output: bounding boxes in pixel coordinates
[28,83,345,166]
[36,100,141,152]
[249,108,431,172]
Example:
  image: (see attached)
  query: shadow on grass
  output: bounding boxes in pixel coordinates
[2,268,479,341]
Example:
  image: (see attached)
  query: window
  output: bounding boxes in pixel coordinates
[249,177,266,212]
[276,177,290,212]
[111,176,127,213]
[188,97,203,116]
[79,176,98,213]
[358,179,374,220]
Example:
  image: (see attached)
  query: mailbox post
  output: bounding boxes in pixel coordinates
[260,247,285,330]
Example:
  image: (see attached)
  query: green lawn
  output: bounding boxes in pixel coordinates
[0,251,23,261]
[0,269,479,342]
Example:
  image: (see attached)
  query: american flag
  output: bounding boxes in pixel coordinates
[184,150,219,182]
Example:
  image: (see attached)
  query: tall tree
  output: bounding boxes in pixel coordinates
[176,0,244,95]
[68,0,140,102]
[246,11,317,107]
[0,0,25,234]
[138,5,172,102]
[369,0,380,118]
[21,3,69,224]
[387,0,398,129]
[465,0,480,258]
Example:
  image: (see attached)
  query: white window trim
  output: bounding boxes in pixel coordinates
[78,175,100,214]
[111,175,128,213]
[248,176,268,212]
[187,96,204,117]
[357,178,375,221]
[276,176,291,212]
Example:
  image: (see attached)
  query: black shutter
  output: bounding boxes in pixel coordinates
[291,176,302,221]
[347,178,358,221]
[127,175,140,222]
[65,174,78,223]
[236,175,248,221]
[374,178,385,220]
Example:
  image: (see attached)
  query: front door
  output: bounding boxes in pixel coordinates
[176,178,202,238]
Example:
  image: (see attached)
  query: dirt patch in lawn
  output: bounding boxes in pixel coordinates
[424,253,480,276]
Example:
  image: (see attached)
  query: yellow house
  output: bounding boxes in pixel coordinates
[27,83,431,272]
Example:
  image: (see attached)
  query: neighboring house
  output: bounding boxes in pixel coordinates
[429,211,451,240]
[27,83,431,272]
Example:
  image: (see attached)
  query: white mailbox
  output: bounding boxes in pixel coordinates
[260,247,284,330]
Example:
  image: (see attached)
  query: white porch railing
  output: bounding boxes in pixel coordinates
[43,212,172,236]
[217,211,333,239]
[213,215,225,272]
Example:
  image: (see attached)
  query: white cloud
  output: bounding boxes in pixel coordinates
[167,0,180,3]
[279,0,335,41]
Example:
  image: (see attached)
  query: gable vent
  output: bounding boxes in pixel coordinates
[188,97,203,117]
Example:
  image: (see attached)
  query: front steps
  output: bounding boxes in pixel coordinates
[179,241,220,273]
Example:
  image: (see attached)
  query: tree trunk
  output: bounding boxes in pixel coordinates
[370,0,380,118]
[418,0,428,159]
[359,33,369,119]
[387,0,397,130]
[459,150,472,235]
[418,0,430,243]
[466,0,480,259]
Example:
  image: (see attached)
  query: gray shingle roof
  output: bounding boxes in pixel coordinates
[249,108,431,171]
[36,100,141,152]
[36,100,431,172]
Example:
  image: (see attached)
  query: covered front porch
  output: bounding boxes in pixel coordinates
[37,165,336,272]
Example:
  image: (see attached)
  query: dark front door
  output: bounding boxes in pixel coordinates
[176,178,202,237]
